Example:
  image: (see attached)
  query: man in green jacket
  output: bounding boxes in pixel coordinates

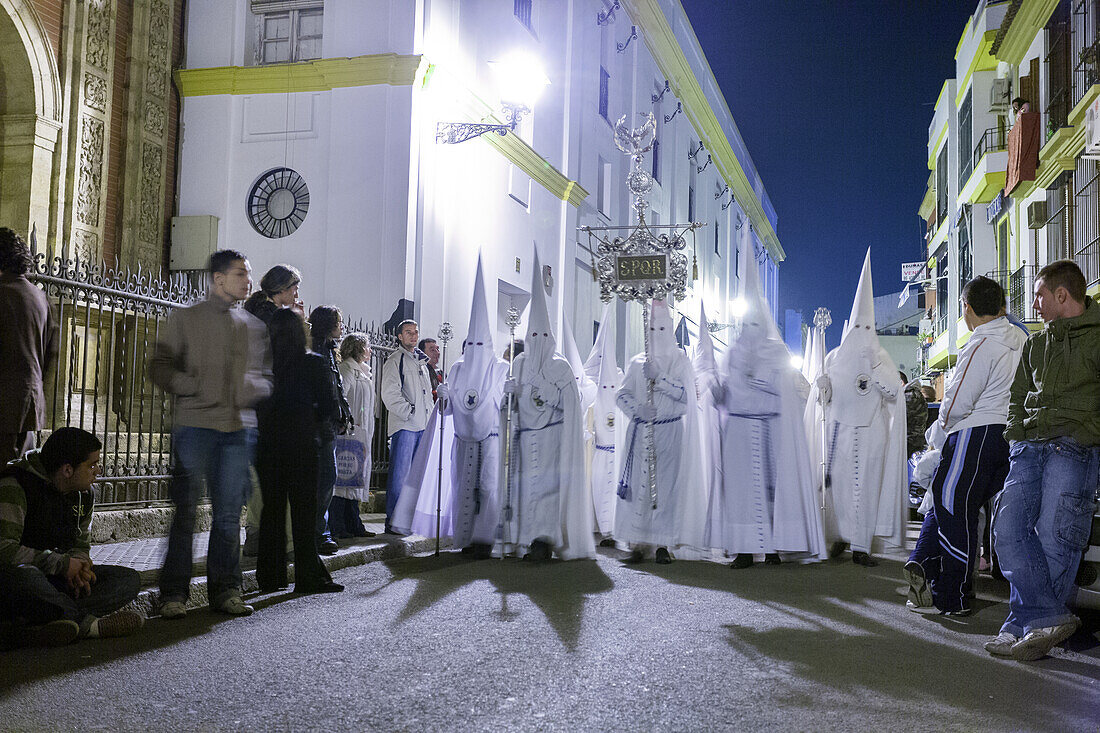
[986,260,1100,661]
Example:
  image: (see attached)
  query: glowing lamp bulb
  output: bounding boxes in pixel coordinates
[488,53,550,109]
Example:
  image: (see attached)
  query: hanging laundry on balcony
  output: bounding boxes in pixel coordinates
[1006,111,1040,194]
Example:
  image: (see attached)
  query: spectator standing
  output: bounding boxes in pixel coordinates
[241,264,301,557]
[902,277,1025,615]
[380,320,432,534]
[902,371,928,458]
[151,250,271,619]
[0,228,58,465]
[309,305,352,555]
[419,337,444,401]
[0,428,143,647]
[331,333,376,539]
[255,309,342,594]
[987,260,1100,660]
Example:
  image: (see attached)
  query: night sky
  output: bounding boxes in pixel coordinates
[679,0,977,348]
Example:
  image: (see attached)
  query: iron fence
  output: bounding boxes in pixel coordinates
[28,251,399,508]
[1010,264,1038,322]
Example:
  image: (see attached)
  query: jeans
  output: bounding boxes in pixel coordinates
[994,437,1100,636]
[0,564,139,633]
[385,429,423,529]
[316,437,336,543]
[160,426,256,606]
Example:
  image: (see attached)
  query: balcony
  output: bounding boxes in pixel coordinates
[988,265,1039,322]
[959,127,1008,204]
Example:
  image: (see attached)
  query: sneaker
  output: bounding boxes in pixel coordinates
[984,631,1019,657]
[159,601,187,620]
[906,599,940,615]
[213,595,254,616]
[903,560,933,607]
[28,619,80,647]
[93,610,145,638]
[1010,618,1080,661]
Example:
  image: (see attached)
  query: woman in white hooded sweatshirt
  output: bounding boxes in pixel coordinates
[903,275,1027,616]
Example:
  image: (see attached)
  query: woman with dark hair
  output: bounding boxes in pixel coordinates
[309,305,352,555]
[255,308,342,593]
[243,264,303,323]
[331,332,375,538]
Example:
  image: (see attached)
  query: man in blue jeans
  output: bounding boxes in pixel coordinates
[151,250,271,619]
[380,319,432,534]
[988,260,1100,661]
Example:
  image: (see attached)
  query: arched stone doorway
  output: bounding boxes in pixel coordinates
[0,0,61,244]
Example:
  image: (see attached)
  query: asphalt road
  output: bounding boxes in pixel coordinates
[2,549,1098,732]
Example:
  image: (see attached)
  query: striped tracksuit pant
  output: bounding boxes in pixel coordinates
[909,424,1010,611]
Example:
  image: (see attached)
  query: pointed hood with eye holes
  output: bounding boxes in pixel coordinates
[448,254,510,441]
[647,298,681,371]
[524,248,557,373]
[728,224,788,375]
[840,248,878,348]
[562,316,596,412]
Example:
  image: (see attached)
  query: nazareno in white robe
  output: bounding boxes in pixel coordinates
[584,301,625,538]
[499,248,595,560]
[614,300,707,552]
[391,401,456,538]
[694,302,725,548]
[804,249,907,554]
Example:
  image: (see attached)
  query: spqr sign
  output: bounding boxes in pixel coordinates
[616,253,668,281]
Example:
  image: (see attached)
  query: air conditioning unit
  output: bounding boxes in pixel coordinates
[1027,201,1048,229]
[989,77,1011,113]
[1083,97,1100,159]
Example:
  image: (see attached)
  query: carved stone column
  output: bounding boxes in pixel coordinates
[120,0,175,270]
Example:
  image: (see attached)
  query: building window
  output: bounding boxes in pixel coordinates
[651,137,660,184]
[714,217,720,256]
[253,1,323,65]
[958,207,972,290]
[687,185,695,223]
[936,145,949,227]
[514,0,533,31]
[597,157,612,216]
[957,90,972,192]
[598,67,610,122]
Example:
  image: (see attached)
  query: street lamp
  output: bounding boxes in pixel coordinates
[436,52,550,145]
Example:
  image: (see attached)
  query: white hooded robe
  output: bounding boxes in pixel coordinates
[584,302,625,538]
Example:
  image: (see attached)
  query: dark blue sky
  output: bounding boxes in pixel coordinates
[680,0,977,346]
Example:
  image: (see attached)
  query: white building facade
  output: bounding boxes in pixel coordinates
[174,0,785,360]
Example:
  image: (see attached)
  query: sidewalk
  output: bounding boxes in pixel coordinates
[91,513,451,616]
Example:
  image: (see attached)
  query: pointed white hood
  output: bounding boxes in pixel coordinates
[801,328,816,381]
[584,301,618,385]
[525,248,557,373]
[562,316,596,410]
[841,248,878,347]
[694,300,717,375]
[649,299,680,370]
[729,225,786,373]
[448,255,508,441]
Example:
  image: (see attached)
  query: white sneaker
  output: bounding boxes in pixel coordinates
[983,631,1018,657]
[213,595,254,617]
[160,601,187,620]
[1010,618,1080,661]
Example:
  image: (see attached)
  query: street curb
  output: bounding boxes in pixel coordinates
[127,533,451,617]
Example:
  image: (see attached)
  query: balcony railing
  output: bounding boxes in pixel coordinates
[959,127,1008,192]
[936,309,950,337]
[1010,264,1037,322]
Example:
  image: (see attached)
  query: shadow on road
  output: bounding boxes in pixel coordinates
[377,554,614,651]
[628,554,1100,729]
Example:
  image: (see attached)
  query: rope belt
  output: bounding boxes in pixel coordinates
[516,419,563,435]
[594,444,615,452]
[617,415,682,502]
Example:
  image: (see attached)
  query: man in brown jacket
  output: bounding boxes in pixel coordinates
[0,228,58,465]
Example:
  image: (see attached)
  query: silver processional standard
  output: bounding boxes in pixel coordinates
[580,113,701,510]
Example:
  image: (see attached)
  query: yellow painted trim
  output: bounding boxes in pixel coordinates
[930,219,950,253]
[453,77,590,208]
[928,124,948,170]
[935,81,950,114]
[1069,83,1100,126]
[622,0,784,261]
[959,168,1006,205]
[918,183,936,219]
[955,17,974,60]
[995,0,1060,66]
[956,318,972,348]
[955,31,1000,108]
[174,54,423,96]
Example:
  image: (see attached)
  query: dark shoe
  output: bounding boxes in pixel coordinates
[92,610,145,638]
[352,527,376,538]
[523,539,552,562]
[655,547,672,564]
[623,549,646,564]
[319,539,339,555]
[829,541,849,559]
[213,595,254,616]
[28,619,80,647]
[852,551,878,567]
[470,542,493,559]
[295,581,344,594]
[903,560,932,607]
[257,582,289,594]
[1076,562,1098,587]
[460,545,476,555]
[730,553,754,569]
[599,537,617,548]
[764,553,781,566]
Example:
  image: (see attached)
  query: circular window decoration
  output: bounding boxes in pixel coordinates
[247,167,309,238]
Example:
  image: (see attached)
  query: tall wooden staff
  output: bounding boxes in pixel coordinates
[813,307,831,511]
[434,322,452,556]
